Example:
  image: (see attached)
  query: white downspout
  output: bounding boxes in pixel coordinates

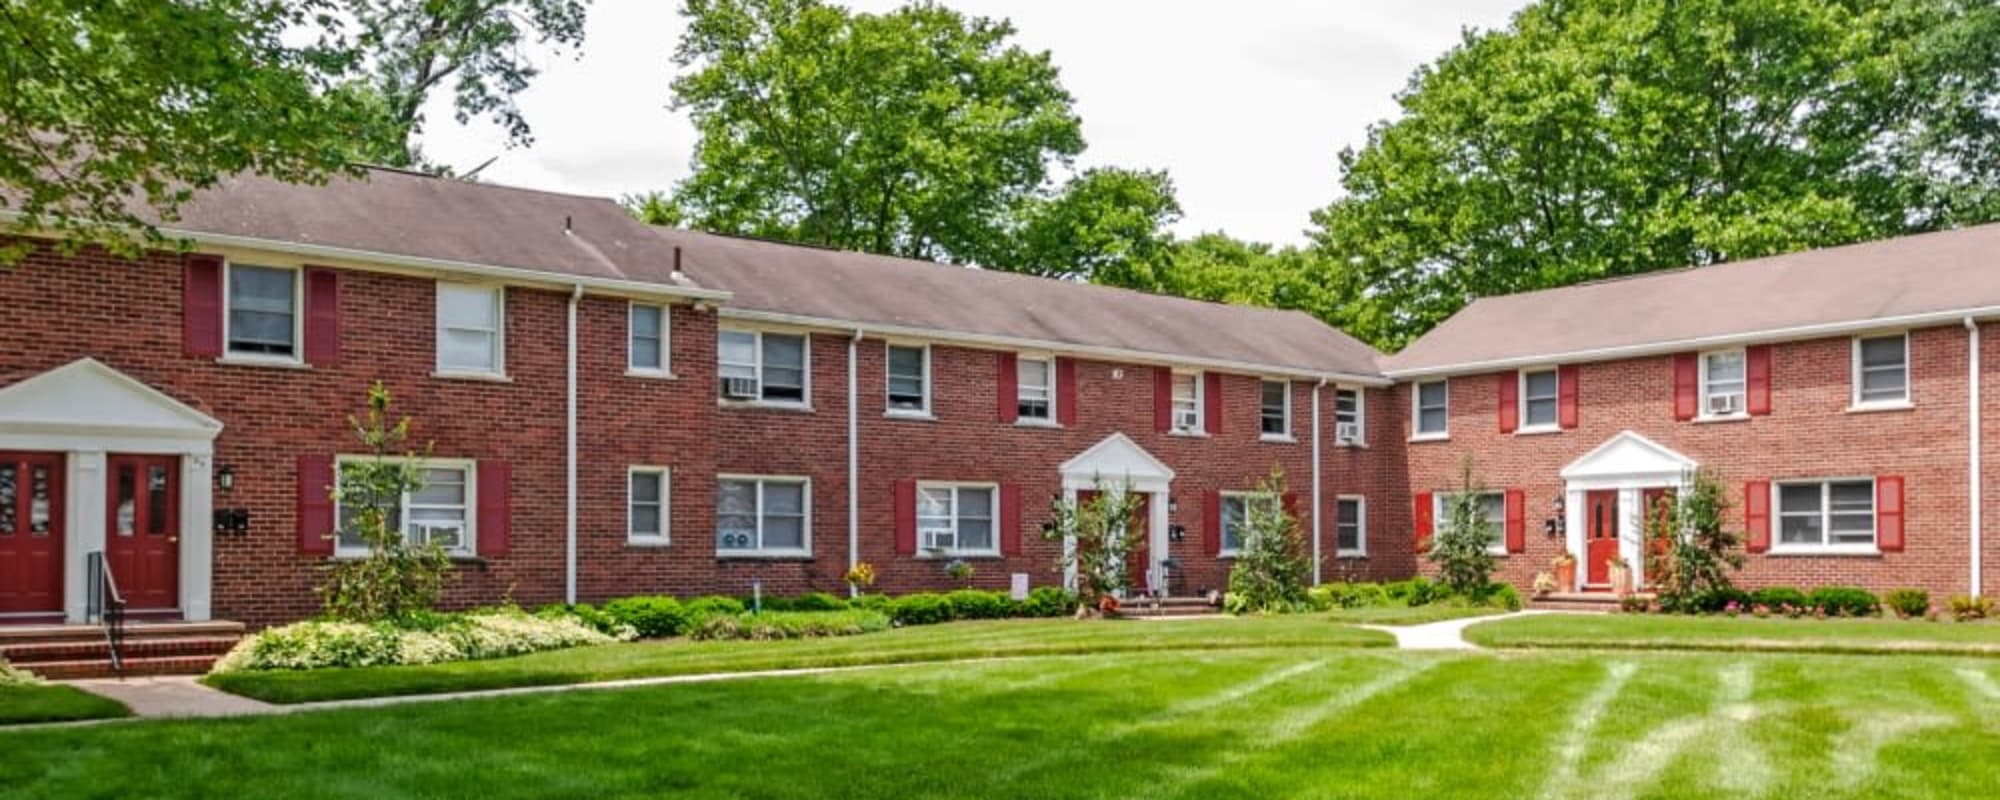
[848,329,863,597]
[1969,317,1983,596]
[565,284,582,605]
[1311,379,1326,586]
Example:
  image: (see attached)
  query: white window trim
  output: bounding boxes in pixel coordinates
[718,328,812,409]
[1697,348,1748,420]
[715,474,812,557]
[220,261,306,366]
[627,466,670,546]
[1259,378,1293,442]
[1170,370,1205,436]
[1517,367,1561,433]
[331,456,478,558]
[1411,379,1450,441]
[1015,353,1058,427]
[627,302,673,379]
[1334,386,1367,447]
[435,283,507,379]
[915,481,1000,557]
[1336,494,1367,557]
[885,342,933,418]
[1218,490,1278,558]
[1849,332,1912,411]
[1434,491,1508,556]
[1770,477,1879,555]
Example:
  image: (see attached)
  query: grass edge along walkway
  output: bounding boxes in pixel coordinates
[1464,612,2000,657]
[0,684,132,726]
[205,616,1395,705]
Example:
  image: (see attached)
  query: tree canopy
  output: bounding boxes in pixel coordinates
[1311,0,2000,350]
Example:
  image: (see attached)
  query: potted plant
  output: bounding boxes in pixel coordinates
[1607,557,1632,598]
[1552,552,1577,594]
[1532,571,1557,598]
[843,562,876,592]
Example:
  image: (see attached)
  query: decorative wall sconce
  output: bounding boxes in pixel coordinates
[217,465,236,493]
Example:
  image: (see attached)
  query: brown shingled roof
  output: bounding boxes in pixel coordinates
[649,227,1386,379]
[1384,223,2000,376]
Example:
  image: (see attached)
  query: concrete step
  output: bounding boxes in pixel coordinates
[0,620,245,643]
[1528,592,1638,613]
[26,655,222,680]
[2,636,240,665]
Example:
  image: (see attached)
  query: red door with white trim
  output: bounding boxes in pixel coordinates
[0,453,65,615]
[1584,490,1620,588]
[106,455,179,612]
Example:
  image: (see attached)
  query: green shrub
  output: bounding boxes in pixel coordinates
[1,658,46,687]
[888,592,953,626]
[1750,586,1809,611]
[1386,578,1442,606]
[533,603,623,636]
[602,596,689,638]
[946,589,1012,620]
[686,610,891,641]
[1885,588,1931,619]
[790,591,849,612]
[1808,586,1880,618]
[1691,587,1752,614]
[684,595,748,620]
[1949,595,1994,621]
[1482,583,1523,611]
[1021,586,1077,618]
[850,593,892,613]
[210,610,628,673]
[755,595,794,612]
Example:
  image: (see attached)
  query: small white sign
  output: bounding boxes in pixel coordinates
[1010,572,1030,601]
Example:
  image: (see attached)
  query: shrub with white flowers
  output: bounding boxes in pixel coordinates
[209,609,632,674]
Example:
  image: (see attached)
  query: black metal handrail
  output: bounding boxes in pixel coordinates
[84,551,127,674]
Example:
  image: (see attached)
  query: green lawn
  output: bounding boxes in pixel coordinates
[1321,604,1506,626]
[11,648,2000,798]
[206,616,1393,704]
[0,684,130,726]
[1468,613,2000,655]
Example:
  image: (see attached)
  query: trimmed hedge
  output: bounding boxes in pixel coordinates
[602,596,689,638]
[1021,586,1078,618]
[687,610,890,641]
[1750,587,1810,611]
[1808,586,1881,618]
[889,593,953,626]
[1885,588,1930,618]
[946,589,1014,620]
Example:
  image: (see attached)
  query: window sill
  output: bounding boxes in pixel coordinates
[1765,547,1880,558]
[1014,419,1061,430]
[1514,426,1562,437]
[1259,434,1297,444]
[1216,551,1240,560]
[433,370,513,384]
[1335,440,1369,449]
[1694,413,1750,424]
[1334,551,1368,559]
[1846,402,1913,414]
[1409,434,1450,444]
[718,399,815,413]
[626,537,673,549]
[1169,429,1209,439]
[915,551,1003,560]
[217,354,309,370]
[885,410,936,422]
[625,369,677,381]
[716,551,814,561]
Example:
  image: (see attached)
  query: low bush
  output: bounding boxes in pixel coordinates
[1482,583,1523,612]
[1950,595,1994,622]
[1809,586,1880,618]
[888,592,953,626]
[789,592,849,612]
[850,593,892,613]
[683,595,748,620]
[686,610,892,641]
[1750,587,1809,611]
[1,657,44,687]
[946,589,1013,620]
[1689,587,1752,615]
[1385,578,1443,606]
[1309,582,1391,610]
[602,596,689,638]
[533,603,623,636]
[210,610,630,673]
[1020,586,1078,618]
[1885,588,1931,619]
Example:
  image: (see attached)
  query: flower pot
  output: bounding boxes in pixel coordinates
[1554,561,1577,594]
[1608,564,1632,598]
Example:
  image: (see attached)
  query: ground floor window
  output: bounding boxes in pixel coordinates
[629,468,669,544]
[1220,492,1278,555]
[334,459,474,556]
[1336,496,1365,556]
[1776,479,1875,551]
[1435,492,1505,554]
[718,476,810,555]
[918,482,996,556]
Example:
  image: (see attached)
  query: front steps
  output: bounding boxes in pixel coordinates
[1121,595,1222,619]
[1528,592,1642,613]
[0,621,245,680]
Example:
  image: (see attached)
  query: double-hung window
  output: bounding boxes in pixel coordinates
[717,476,809,555]
[916,483,996,556]
[629,467,669,544]
[334,459,475,557]
[1336,496,1366,556]
[1219,492,1279,556]
[1413,380,1449,438]
[1853,334,1909,407]
[437,283,504,376]
[1520,368,1559,430]
[1700,350,1746,417]
[1170,372,1202,434]
[718,330,808,404]
[886,344,930,415]
[1434,492,1506,554]
[1776,479,1876,552]
[1259,379,1290,439]
[1016,356,1054,423]
[1335,388,1365,444]
[225,263,299,359]
[629,304,669,375]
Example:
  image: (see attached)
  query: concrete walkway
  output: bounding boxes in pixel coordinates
[1358,610,1557,650]
[66,676,274,719]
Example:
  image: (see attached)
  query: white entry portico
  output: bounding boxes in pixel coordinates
[1057,433,1174,594]
[1559,430,1697,590]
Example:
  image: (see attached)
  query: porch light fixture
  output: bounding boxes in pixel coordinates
[217,465,236,493]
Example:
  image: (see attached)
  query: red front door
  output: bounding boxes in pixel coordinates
[0,453,65,615]
[106,455,179,611]
[1126,494,1152,593]
[1584,490,1620,587]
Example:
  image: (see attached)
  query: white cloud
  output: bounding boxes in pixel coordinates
[418,0,1526,245]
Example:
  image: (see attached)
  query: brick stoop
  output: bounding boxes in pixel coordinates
[1527,592,1643,613]
[0,621,245,680]
[1120,596,1223,619]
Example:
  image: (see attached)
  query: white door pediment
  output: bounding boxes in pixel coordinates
[1560,430,1696,488]
[1060,432,1174,492]
[0,358,222,444]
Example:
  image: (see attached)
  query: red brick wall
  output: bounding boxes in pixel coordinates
[1400,325,1982,599]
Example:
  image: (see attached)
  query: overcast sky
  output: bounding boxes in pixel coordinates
[419,1,1528,246]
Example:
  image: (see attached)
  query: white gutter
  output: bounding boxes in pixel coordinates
[1310,379,1325,586]
[847,328,863,597]
[565,284,582,605]
[1969,317,1983,595]
[721,307,1391,387]
[1387,306,2000,380]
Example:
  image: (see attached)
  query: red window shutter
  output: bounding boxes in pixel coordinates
[1504,489,1526,553]
[1877,476,1905,552]
[304,267,341,366]
[894,479,917,555]
[1154,368,1173,433]
[1497,371,1519,433]
[183,254,225,358]
[477,460,511,558]
[1055,357,1079,426]
[1557,365,1580,429]
[1414,492,1435,551]
[1672,353,1699,421]
[996,353,1018,424]
[296,455,335,556]
[1744,480,1771,553]
[1281,492,1302,528]
[1202,489,1222,555]
[1746,345,1773,415]
[1000,484,1024,556]
[1203,372,1224,435]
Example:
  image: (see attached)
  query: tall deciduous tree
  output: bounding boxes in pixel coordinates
[0,0,371,261]
[1313,0,2000,350]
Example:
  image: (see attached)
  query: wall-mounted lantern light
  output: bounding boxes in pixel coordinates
[217,465,236,493]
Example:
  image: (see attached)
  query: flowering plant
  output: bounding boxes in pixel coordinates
[1723,600,1741,618]
[844,562,877,589]
[945,559,975,584]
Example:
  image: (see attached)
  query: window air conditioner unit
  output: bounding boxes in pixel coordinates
[921,529,956,551]
[1335,422,1362,444]
[1174,409,1200,431]
[1707,394,1741,416]
[722,376,759,399]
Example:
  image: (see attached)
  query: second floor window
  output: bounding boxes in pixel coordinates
[1854,334,1908,406]
[887,344,929,414]
[437,283,504,375]
[1700,350,1746,417]
[1521,369,1559,429]
[1414,380,1448,437]
[1017,356,1053,422]
[1260,379,1290,438]
[1170,372,1202,433]
[226,264,298,358]
[1335,388,1364,444]
[629,304,668,374]
[719,330,807,404]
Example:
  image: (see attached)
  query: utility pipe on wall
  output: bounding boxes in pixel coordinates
[565,283,582,605]
[1311,379,1326,586]
[1969,317,1984,596]
[848,329,863,597]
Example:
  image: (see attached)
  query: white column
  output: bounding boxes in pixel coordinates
[1061,486,1078,591]
[1149,489,1170,594]
[1563,487,1585,568]
[64,450,106,624]
[1618,488,1641,589]
[181,452,214,621]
